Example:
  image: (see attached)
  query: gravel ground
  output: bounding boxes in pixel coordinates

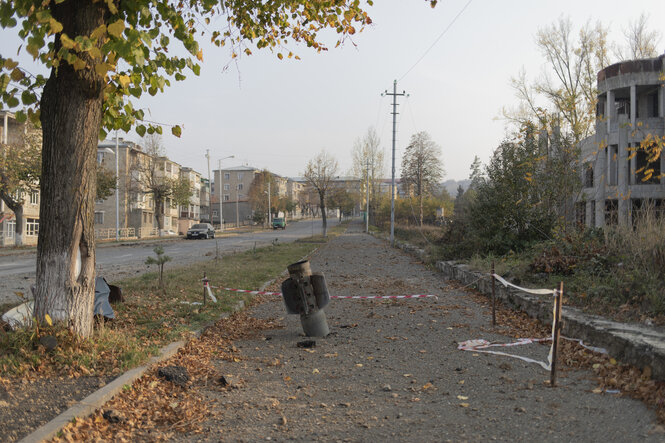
[176,221,662,442]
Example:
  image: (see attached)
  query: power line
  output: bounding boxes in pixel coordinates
[398,0,473,82]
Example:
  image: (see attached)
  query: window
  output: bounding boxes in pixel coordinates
[224,194,230,201]
[237,183,243,191]
[4,220,15,238]
[212,210,218,217]
[224,173,230,180]
[30,191,39,205]
[94,212,104,224]
[584,163,594,188]
[26,218,39,236]
[616,98,630,115]
[166,163,172,173]
[636,145,661,184]
[237,173,244,180]
[224,184,230,191]
[164,216,170,227]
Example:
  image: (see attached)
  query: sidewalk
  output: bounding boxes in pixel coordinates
[176,221,660,441]
[43,221,663,441]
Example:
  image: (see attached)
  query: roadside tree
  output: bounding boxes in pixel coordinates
[303,151,338,237]
[614,13,662,60]
[0,0,375,337]
[400,131,444,226]
[351,127,384,225]
[130,135,192,234]
[248,170,279,225]
[328,186,356,221]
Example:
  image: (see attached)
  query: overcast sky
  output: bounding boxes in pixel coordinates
[1,0,664,181]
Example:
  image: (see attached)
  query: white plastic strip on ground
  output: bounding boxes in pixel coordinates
[205,284,217,303]
[492,274,557,296]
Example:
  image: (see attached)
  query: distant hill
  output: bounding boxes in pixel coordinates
[438,179,471,197]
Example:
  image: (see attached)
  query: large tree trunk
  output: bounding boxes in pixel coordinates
[155,197,164,235]
[13,205,23,247]
[419,194,424,227]
[34,0,106,338]
[319,191,327,237]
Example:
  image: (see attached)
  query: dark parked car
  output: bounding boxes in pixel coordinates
[186,223,215,239]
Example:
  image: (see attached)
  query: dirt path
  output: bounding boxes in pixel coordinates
[174,221,661,442]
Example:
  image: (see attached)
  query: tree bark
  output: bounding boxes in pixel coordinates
[154,196,164,235]
[34,0,106,338]
[319,190,327,237]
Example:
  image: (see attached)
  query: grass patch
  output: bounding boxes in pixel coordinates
[0,237,329,378]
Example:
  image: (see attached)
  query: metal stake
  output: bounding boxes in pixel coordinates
[202,272,209,306]
[491,261,496,326]
[550,282,563,387]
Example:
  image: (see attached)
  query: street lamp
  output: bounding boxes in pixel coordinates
[236,186,241,228]
[218,155,234,231]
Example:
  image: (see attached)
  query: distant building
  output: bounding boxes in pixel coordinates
[178,167,201,234]
[0,111,40,246]
[211,165,260,227]
[577,55,665,227]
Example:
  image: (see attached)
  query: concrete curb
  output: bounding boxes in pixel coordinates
[19,300,247,443]
[366,229,665,382]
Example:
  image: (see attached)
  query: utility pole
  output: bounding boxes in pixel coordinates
[236,184,240,228]
[114,130,120,242]
[205,149,211,223]
[268,179,271,226]
[365,158,371,233]
[382,80,407,247]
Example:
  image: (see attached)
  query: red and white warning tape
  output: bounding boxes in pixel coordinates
[330,294,437,300]
[207,285,437,300]
[209,286,282,296]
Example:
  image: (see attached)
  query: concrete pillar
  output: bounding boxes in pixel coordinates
[630,144,636,185]
[606,89,614,132]
[595,138,607,227]
[585,200,594,228]
[630,85,636,127]
[617,121,629,226]
[659,85,664,118]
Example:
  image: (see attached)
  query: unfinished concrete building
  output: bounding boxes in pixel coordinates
[578,55,665,227]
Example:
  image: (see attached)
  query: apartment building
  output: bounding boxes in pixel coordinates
[96,139,192,237]
[0,110,40,246]
[178,167,201,234]
[211,165,260,227]
[577,54,665,227]
[96,138,156,238]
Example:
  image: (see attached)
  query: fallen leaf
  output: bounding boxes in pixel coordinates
[457,395,468,400]
[459,403,470,408]
[312,368,319,374]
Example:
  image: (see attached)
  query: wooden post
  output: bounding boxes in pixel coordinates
[491,261,496,326]
[550,281,563,387]
[202,272,208,306]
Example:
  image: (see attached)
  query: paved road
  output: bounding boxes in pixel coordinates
[0,218,338,304]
